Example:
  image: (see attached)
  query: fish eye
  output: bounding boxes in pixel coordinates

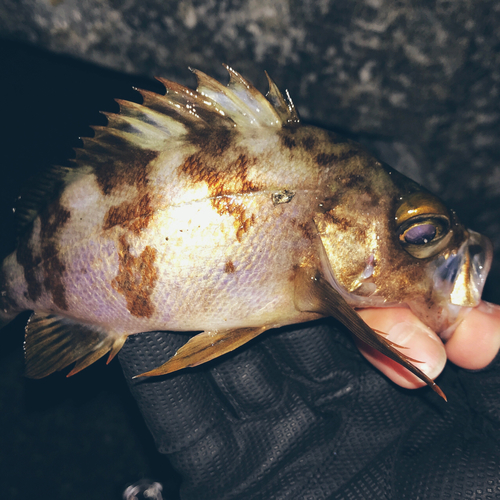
[395,192,452,259]
[397,215,450,258]
[403,223,436,245]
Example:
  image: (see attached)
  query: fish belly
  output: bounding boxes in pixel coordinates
[2,190,316,335]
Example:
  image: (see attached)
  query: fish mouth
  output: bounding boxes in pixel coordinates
[435,230,493,308]
[428,229,493,337]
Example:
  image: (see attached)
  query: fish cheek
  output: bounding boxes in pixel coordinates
[373,250,433,305]
[313,210,372,292]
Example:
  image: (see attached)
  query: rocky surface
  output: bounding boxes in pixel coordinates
[1,0,499,260]
[1,1,499,499]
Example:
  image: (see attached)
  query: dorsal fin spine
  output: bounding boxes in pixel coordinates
[14,66,298,234]
[223,64,282,126]
[116,98,188,137]
[264,71,300,125]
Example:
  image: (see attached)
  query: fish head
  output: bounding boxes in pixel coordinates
[312,144,493,336]
[391,189,493,336]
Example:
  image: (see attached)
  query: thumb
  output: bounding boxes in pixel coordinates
[355,308,447,389]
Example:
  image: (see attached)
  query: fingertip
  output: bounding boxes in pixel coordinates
[357,308,446,389]
[445,301,500,370]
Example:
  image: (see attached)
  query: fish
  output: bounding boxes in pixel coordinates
[0,64,492,400]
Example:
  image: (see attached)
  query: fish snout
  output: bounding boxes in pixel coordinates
[425,229,493,338]
[446,230,493,308]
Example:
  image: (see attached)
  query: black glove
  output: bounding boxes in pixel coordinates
[119,319,500,499]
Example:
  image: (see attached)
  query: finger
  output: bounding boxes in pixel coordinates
[445,301,500,370]
[356,308,447,389]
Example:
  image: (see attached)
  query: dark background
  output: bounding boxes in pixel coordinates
[0,1,499,498]
[0,40,182,500]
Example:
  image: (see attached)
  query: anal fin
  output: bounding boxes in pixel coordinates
[134,326,268,378]
[24,312,128,379]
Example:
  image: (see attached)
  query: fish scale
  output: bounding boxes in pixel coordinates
[0,65,493,399]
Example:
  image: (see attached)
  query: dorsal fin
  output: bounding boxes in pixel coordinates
[72,64,300,168]
[191,65,283,127]
[265,71,300,125]
[116,64,299,144]
[13,66,299,231]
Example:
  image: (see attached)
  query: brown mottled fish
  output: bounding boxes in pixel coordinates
[0,65,492,399]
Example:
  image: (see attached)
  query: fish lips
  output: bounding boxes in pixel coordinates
[428,229,493,338]
[435,229,493,307]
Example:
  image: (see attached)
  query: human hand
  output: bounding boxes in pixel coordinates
[357,301,500,390]
[118,303,500,499]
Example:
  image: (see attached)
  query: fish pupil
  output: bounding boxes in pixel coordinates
[405,224,436,245]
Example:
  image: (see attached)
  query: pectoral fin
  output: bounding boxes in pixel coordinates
[24,312,128,379]
[294,266,446,400]
[134,326,269,378]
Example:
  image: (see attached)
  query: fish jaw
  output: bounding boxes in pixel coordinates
[408,229,493,336]
[446,230,492,308]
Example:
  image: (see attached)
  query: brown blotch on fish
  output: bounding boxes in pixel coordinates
[302,136,316,151]
[103,193,155,235]
[180,153,260,197]
[40,200,71,240]
[187,128,234,158]
[212,197,255,242]
[16,228,43,303]
[281,134,296,150]
[41,243,68,310]
[315,153,335,167]
[298,221,317,241]
[38,200,71,310]
[342,174,366,189]
[112,236,158,318]
[332,216,351,233]
[179,152,261,241]
[325,212,355,233]
[288,263,300,282]
[224,261,236,273]
[16,199,71,306]
[315,150,357,167]
[92,149,158,195]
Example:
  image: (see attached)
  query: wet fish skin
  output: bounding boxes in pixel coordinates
[0,66,492,397]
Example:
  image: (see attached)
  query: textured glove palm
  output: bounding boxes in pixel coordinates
[119,320,500,499]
